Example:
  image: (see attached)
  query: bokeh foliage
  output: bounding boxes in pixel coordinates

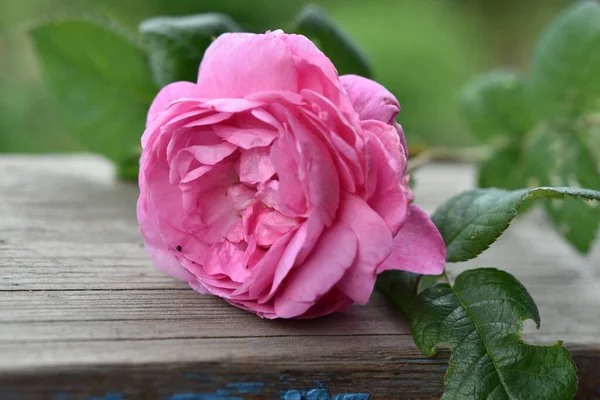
[461,2,600,253]
[0,0,569,153]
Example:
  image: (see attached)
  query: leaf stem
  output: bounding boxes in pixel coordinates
[407,145,492,174]
[441,269,452,285]
[578,113,600,129]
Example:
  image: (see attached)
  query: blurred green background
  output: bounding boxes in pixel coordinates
[0,0,570,153]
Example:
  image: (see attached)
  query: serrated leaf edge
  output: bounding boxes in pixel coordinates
[409,268,577,399]
[435,187,600,263]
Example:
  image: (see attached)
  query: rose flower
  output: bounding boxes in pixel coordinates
[137,31,445,319]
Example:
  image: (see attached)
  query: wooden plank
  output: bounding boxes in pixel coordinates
[0,155,598,399]
[0,286,597,344]
[0,292,407,339]
[0,350,449,399]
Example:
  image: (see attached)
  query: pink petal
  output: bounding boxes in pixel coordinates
[142,104,212,150]
[231,229,295,297]
[137,195,195,281]
[294,288,353,320]
[213,124,278,150]
[299,90,365,192]
[237,147,276,185]
[274,221,358,318]
[336,193,393,304]
[225,219,244,243]
[179,161,237,194]
[147,81,199,125]
[340,74,400,125]
[141,229,193,282]
[182,112,233,129]
[240,202,266,239]
[202,241,251,283]
[340,75,408,160]
[246,91,304,106]
[278,34,347,106]
[251,108,284,131]
[145,158,188,223]
[270,133,308,217]
[169,128,222,169]
[363,123,410,236]
[165,129,189,163]
[255,179,280,210]
[181,186,239,245]
[180,165,212,184]
[189,279,211,295]
[185,269,242,298]
[227,298,277,317]
[197,32,298,98]
[395,123,408,168]
[283,109,340,225]
[279,34,338,82]
[203,98,264,113]
[168,146,196,184]
[227,183,257,211]
[256,222,307,299]
[378,205,446,275]
[254,210,299,247]
[144,107,232,152]
[261,214,325,302]
[363,120,405,176]
[300,90,362,151]
[184,142,237,165]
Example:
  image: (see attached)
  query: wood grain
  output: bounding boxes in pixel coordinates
[0,155,598,399]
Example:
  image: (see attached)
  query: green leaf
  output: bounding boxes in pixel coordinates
[432,186,600,262]
[478,143,527,190]
[528,2,600,120]
[523,126,600,252]
[407,268,577,400]
[0,80,83,153]
[461,70,534,142]
[140,14,241,87]
[376,271,435,316]
[292,5,373,78]
[470,3,600,253]
[30,19,157,163]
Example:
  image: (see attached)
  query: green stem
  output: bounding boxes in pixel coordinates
[578,113,600,129]
[376,270,446,316]
[407,145,492,174]
[441,269,452,284]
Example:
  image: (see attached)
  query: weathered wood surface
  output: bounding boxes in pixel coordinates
[0,155,598,400]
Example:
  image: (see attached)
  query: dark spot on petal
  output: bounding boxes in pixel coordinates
[176,245,182,252]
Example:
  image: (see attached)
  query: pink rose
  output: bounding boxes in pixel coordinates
[137,31,445,319]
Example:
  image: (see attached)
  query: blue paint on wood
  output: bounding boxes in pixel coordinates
[280,389,369,400]
[281,390,303,400]
[225,382,264,394]
[332,394,369,400]
[164,381,265,400]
